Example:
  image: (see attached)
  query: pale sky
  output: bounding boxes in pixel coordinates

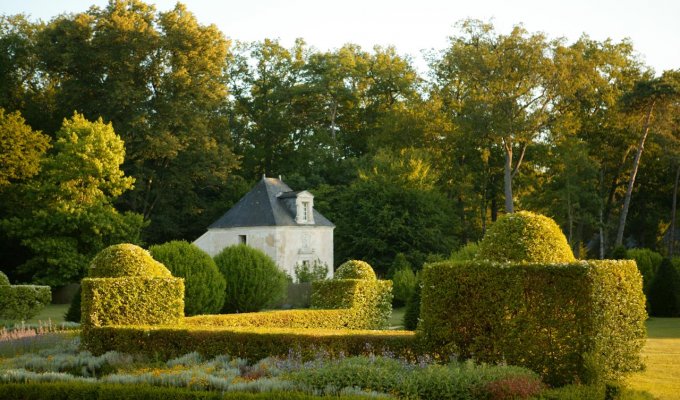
[2,0,679,75]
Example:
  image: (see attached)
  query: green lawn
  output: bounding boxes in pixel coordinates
[389,306,405,329]
[24,304,69,325]
[627,318,680,400]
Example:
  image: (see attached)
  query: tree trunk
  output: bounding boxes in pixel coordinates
[670,163,680,257]
[615,103,655,247]
[503,139,514,213]
[599,205,605,260]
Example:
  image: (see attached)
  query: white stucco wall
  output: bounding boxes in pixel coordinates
[194,226,334,279]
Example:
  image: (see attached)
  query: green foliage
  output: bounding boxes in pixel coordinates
[288,356,542,400]
[88,244,170,278]
[81,277,184,327]
[214,245,288,313]
[626,248,663,292]
[419,260,647,386]
[477,211,575,263]
[610,246,628,260]
[403,282,421,331]
[64,286,81,323]
[312,278,393,330]
[0,270,9,285]
[449,242,480,261]
[149,241,226,316]
[293,260,329,283]
[82,325,416,361]
[0,284,51,320]
[185,310,349,329]
[0,382,361,400]
[648,258,680,317]
[391,266,417,307]
[0,113,145,286]
[335,260,377,280]
[0,108,50,186]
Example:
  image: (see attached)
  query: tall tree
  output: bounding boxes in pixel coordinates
[1,113,144,285]
[615,71,680,246]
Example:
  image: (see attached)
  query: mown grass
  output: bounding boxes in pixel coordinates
[627,318,680,400]
[389,306,405,329]
[24,304,69,325]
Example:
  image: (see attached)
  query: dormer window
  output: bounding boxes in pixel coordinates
[293,192,314,225]
[302,201,310,222]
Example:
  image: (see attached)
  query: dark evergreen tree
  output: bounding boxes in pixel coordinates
[648,258,680,317]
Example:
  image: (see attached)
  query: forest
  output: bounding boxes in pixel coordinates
[1,0,679,285]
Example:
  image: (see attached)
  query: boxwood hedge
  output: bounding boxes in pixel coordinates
[0,284,51,321]
[419,259,646,386]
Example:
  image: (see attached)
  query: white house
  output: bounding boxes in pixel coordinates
[194,176,335,278]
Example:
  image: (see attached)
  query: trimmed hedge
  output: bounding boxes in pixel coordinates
[88,243,170,278]
[81,277,184,327]
[0,284,51,320]
[419,260,646,386]
[0,270,9,286]
[478,211,575,263]
[185,310,349,329]
[149,241,226,316]
[0,382,371,400]
[312,279,393,329]
[335,260,377,280]
[82,324,417,361]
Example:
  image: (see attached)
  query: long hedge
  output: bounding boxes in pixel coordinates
[0,382,372,400]
[82,325,417,361]
[419,260,646,386]
[0,284,51,320]
[81,277,184,327]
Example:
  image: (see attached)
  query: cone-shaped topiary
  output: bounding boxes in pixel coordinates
[648,258,680,317]
[149,241,226,316]
[335,260,377,280]
[88,243,171,278]
[214,244,288,313]
[0,271,9,286]
[477,211,575,263]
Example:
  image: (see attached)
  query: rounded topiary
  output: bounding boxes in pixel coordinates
[0,271,10,286]
[335,260,377,280]
[214,244,288,313]
[149,241,226,316]
[477,211,575,264]
[88,243,171,278]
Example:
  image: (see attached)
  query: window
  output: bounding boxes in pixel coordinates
[238,235,246,245]
[302,201,309,222]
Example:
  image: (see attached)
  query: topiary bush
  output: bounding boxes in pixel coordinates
[149,241,226,316]
[81,243,184,327]
[0,270,9,286]
[214,245,288,313]
[335,260,377,280]
[0,284,51,321]
[450,242,480,261]
[88,243,170,278]
[64,286,81,322]
[648,258,680,317]
[626,248,663,293]
[392,266,417,307]
[477,211,575,263]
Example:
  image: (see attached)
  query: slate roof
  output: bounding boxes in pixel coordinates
[208,177,335,229]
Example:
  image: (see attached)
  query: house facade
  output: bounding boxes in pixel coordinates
[194,176,334,278]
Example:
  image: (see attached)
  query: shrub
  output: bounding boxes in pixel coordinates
[334,260,377,280]
[214,245,288,313]
[450,242,480,261]
[392,266,417,307]
[64,286,81,323]
[293,260,329,283]
[403,282,421,331]
[477,211,575,263]
[149,241,226,316]
[82,325,417,361]
[626,248,663,292]
[88,243,170,278]
[0,270,9,286]
[81,243,184,327]
[0,284,52,320]
[648,258,680,317]
[419,260,646,386]
[288,356,541,400]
